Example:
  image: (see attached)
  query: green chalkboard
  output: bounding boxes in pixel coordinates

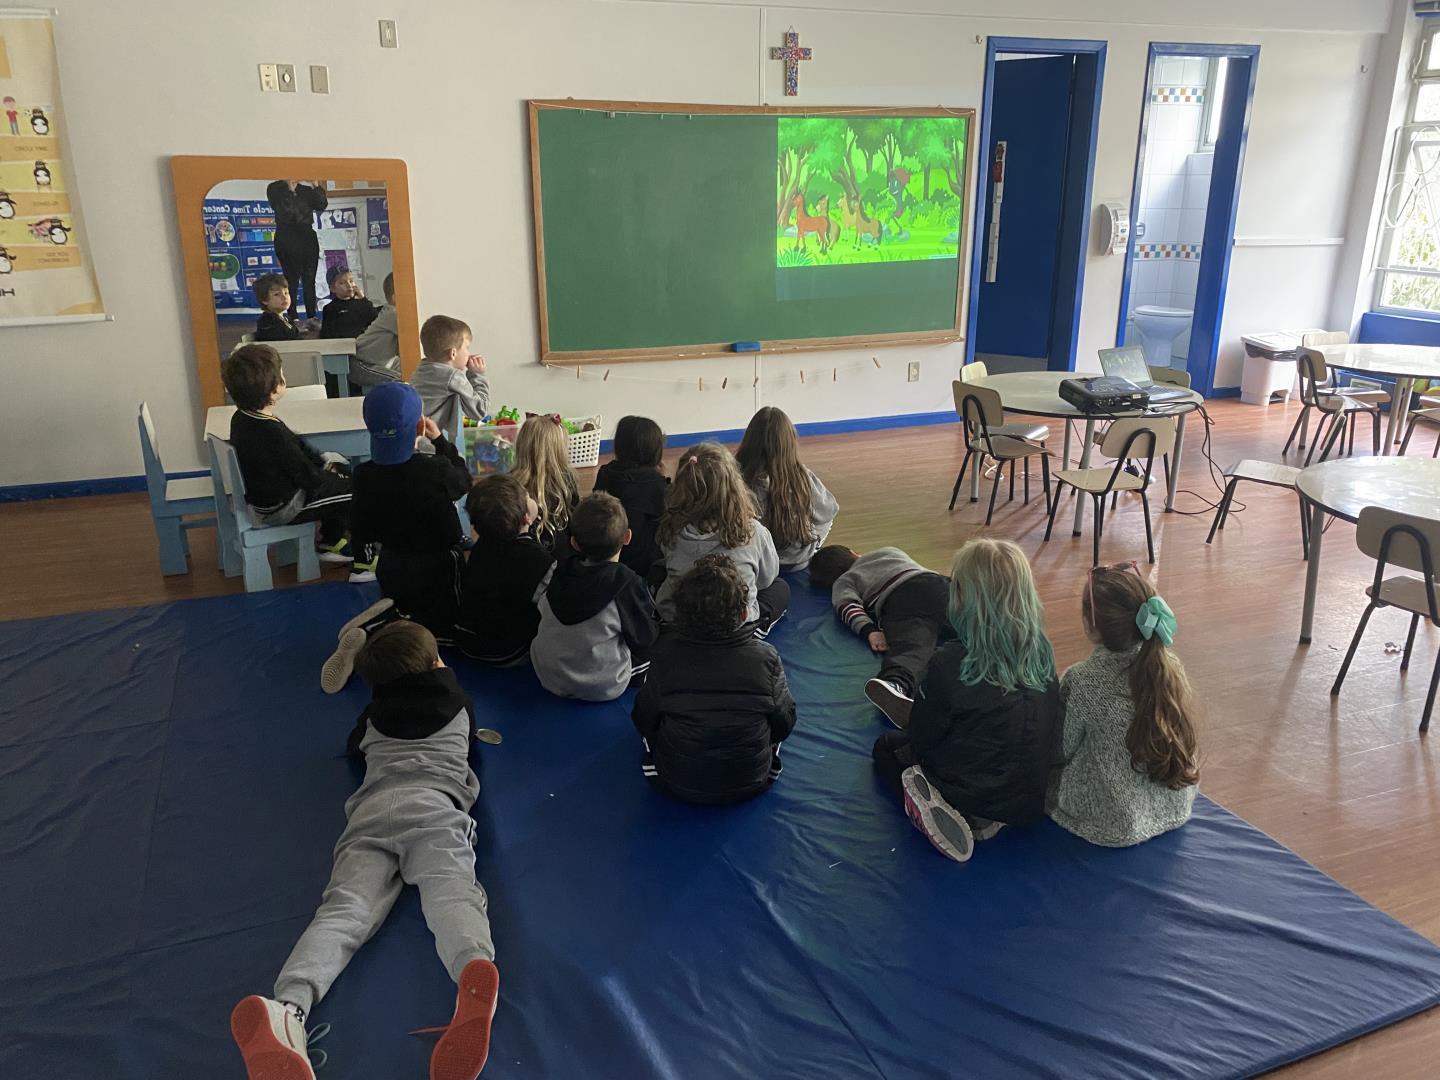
[529,102,973,361]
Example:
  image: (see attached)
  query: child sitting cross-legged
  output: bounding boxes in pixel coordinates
[654,442,789,635]
[592,415,670,581]
[230,621,499,1080]
[454,474,555,665]
[511,416,580,552]
[633,554,797,804]
[872,539,1063,863]
[1048,564,1198,846]
[735,406,839,573]
[532,492,659,702]
[809,543,950,729]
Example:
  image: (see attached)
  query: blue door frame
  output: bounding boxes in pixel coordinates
[967,37,1107,372]
[1116,43,1260,398]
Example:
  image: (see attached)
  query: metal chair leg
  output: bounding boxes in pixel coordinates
[1009,460,1017,502]
[1347,413,1356,457]
[985,458,1004,525]
[1403,613,1421,671]
[1040,455,1051,512]
[1423,650,1439,733]
[949,450,973,511]
[1140,490,1155,563]
[1092,495,1105,566]
[1304,414,1330,466]
[1331,602,1378,696]
[1206,478,1238,544]
[1284,405,1310,454]
[1023,459,1030,505]
[1297,494,1311,560]
[1371,408,1381,456]
[1044,479,1064,541]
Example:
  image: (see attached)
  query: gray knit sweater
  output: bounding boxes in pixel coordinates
[1048,645,1195,847]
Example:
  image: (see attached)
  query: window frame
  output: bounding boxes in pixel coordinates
[1201,57,1228,149]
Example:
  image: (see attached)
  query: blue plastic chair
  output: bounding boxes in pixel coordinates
[206,435,321,592]
[138,402,217,576]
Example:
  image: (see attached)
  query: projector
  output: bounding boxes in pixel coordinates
[1059,376,1149,413]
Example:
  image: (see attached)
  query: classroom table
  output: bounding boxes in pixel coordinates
[969,370,1202,534]
[265,338,358,397]
[204,397,369,460]
[1295,456,1440,643]
[1318,343,1440,454]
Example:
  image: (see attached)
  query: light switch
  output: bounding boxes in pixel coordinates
[379,20,398,48]
[908,361,920,383]
[277,64,297,92]
[310,65,330,94]
[258,63,279,92]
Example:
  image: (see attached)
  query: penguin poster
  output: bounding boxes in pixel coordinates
[0,11,106,322]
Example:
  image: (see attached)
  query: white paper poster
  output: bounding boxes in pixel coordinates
[0,11,105,325]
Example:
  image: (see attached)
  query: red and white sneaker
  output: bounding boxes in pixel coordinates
[900,766,974,863]
[430,959,500,1080]
[230,995,316,1080]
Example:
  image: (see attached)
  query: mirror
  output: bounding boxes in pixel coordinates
[172,157,419,408]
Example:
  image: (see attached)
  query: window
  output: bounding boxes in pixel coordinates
[1203,58,1228,148]
[1376,20,1440,314]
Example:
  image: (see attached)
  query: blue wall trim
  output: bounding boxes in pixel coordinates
[969,37,1108,374]
[1208,386,1242,399]
[600,409,958,455]
[1359,310,1440,344]
[0,470,208,504]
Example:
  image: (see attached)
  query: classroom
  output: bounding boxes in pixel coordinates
[4,0,1440,1077]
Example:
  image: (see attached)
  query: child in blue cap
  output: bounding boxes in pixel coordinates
[321,382,474,692]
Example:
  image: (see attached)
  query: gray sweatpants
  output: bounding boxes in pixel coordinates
[274,784,495,1015]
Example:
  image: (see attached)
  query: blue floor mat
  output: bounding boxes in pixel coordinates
[4,581,1440,1079]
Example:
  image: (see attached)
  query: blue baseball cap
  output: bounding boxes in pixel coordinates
[363,382,423,465]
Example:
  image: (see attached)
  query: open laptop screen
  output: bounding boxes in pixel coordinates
[1098,346,1154,388]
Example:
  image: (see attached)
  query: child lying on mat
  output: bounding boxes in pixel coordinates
[872,539,1063,863]
[809,543,950,729]
[231,621,499,1080]
[1048,564,1198,846]
[634,554,797,804]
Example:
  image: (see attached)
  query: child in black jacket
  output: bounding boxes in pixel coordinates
[455,474,555,665]
[319,269,380,340]
[593,415,669,582]
[252,273,302,342]
[633,554,796,805]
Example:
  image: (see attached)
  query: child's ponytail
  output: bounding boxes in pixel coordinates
[1084,568,1199,790]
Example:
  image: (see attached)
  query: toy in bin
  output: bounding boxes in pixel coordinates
[465,412,520,475]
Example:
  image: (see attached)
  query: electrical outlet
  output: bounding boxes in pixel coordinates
[258,63,279,92]
[907,361,920,383]
[379,19,398,48]
[276,64,297,92]
[310,65,330,94]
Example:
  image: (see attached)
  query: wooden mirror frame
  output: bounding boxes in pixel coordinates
[171,156,419,407]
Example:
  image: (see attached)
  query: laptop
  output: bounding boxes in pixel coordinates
[1097,346,1192,403]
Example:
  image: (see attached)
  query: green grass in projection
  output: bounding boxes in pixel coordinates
[776,115,968,268]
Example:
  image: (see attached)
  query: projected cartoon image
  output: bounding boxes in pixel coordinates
[777,115,967,267]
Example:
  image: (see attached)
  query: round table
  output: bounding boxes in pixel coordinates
[1295,456,1440,642]
[970,371,1202,533]
[1319,343,1440,454]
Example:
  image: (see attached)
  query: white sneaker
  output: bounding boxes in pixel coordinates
[901,766,974,863]
[230,995,315,1080]
[347,568,378,584]
[865,677,913,729]
[317,539,354,564]
[321,626,367,694]
[337,597,395,639]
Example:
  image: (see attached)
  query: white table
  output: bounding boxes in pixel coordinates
[205,397,369,459]
[970,371,1201,535]
[1319,343,1440,455]
[265,338,358,397]
[1295,457,1440,643]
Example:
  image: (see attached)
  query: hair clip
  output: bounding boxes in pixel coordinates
[1135,595,1176,647]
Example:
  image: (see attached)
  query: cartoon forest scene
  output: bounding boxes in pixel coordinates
[776,114,968,268]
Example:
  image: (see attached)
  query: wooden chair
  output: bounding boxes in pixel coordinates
[1284,347,1384,463]
[1205,459,1309,558]
[1091,364,1189,491]
[1331,506,1440,733]
[1045,419,1173,565]
[206,435,321,592]
[138,402,217,576]
[1400,394,1440,458]
[950,383,1051,525]
[957,362,1050,443]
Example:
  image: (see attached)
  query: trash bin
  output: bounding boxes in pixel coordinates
[1240,330,1325,406]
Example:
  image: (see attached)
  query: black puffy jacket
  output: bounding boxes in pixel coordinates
[632,627,796,805]
[909,641,1063,825]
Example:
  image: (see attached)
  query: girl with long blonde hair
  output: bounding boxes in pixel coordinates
[654,442,789,632]
[735,407,839,572]
[1049,564,1198,847]
[873,538,1062,863]
[510,417,579,550]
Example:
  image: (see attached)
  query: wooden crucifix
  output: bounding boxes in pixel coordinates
[770,30,812,97]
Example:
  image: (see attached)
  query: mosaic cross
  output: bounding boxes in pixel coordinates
[770,30,812,97]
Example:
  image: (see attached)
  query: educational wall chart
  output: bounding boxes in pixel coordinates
[0,12,104,324]
[203,200,280,310]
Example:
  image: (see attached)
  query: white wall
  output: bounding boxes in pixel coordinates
[0,0,1394,485]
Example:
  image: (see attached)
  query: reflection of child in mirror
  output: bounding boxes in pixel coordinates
[353,271,403,388]
[253,272,301,342]
[320,268,380,340]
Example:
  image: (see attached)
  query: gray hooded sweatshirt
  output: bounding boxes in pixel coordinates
[410,358,491,441]
[352,304,403,387]
[655,520,780,624]
[748,467,839,571]
[532,558,659,702]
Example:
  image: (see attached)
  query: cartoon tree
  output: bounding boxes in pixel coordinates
[905,119,952,201]
[777,117,847,228]
[941,118,969,202]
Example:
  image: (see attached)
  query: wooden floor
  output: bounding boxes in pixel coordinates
[4,398,1440,1077]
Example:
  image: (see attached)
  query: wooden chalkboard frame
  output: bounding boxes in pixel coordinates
[528,100,976,366]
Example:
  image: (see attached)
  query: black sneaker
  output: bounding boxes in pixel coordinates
[865,677,913,729]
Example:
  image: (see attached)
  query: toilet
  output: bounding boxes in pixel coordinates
[1131,305,1193,368]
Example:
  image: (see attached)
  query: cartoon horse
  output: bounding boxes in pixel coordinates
[840,196,882,249]
[790,192,839,254]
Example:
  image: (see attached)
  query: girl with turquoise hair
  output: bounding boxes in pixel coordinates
[872,538,1062,863]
